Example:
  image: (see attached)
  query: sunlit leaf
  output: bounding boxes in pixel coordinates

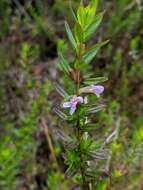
[66,149,80,165]
[113,169,122,177]
[77,3,85,26]
[85,0,99,26]
[84,12,104,41]
[93,179,109,190]
[90,0,98,15]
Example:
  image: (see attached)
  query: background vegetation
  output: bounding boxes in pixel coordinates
[0,0,143,189]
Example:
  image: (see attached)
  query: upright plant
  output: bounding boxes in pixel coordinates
[55,0,110,189]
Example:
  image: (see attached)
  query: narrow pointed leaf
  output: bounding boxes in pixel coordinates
[83,40,109,64]
[55,129,76,149]
[77,3,85,26]
[70,3,77,22]
[84,77,108,85]
[88,150,108,158]
[85,169,103,179]
[85,0,99,26]
[58,52,71,74]
[86,104,106,115]
[74,22,83,43]
[65,21,77,50]
[84,12,104,41]
[55,128,70,142]
[54,82,68,97]
[53,108,68,120]
[65,164,79,179]
[90,0,98,14]
[81,123,100,131]
[86,151,107,160]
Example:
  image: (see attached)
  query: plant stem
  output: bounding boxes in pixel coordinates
[76,41,89,190]
[77,123,89,190]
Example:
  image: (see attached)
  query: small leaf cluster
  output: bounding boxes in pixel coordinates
[59,1,108,76]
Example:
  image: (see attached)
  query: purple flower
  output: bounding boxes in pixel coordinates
[79,85,104,97]
[63,95,83,115]
[91,85,104,97]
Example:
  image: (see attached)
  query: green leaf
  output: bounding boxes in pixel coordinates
[66,149,80,164]
[58,52,71,74]
[74,59,86,71]
[91,0,98,10]
[54,108,68,120]
[57,39,67,55]
[54,83,68,97]
[86,104,106,115]
[84,12,104,41]
[65,164,79,179]
[74,22,83,43]
[84,77,108,85]
[1,148,11,158]
[90,0,98,14]
[93,179,109,190]
[80,138,92,152]
[77,3,85,26]
[85,170,100,179]
[81,123,100,131]
[86,150,107,160]
[85,0,98,26]
[83,40,109,64]
[65,21,77,50]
